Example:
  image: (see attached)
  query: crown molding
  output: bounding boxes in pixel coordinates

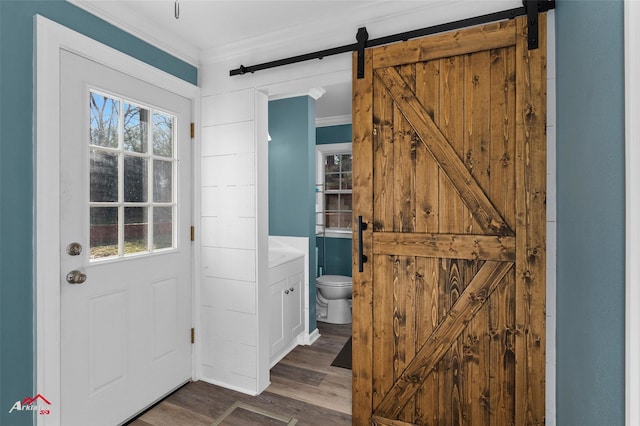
[69,0,201,68]
[316,115,351,128]
[268,87,325,101]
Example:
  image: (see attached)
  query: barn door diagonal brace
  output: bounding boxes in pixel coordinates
[524,0,555,50]
[229,2,556,77]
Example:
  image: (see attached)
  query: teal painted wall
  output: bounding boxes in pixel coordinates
[556,2,625,425]
[268,96,317,332]
[316,124,353,277]
[0,2,197,424]
[317,124,352,147]
[317,237,352,276]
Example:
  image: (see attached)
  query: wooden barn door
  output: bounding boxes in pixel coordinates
[352,15,546,425]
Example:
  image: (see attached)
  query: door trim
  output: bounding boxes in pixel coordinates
[35,16,200,426]
[625,2,640,425]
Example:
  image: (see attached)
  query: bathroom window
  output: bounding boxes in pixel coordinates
[316,143,352,238]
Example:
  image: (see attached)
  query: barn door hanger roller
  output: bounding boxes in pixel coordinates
[525,0,556,49]
[230,0,555,79]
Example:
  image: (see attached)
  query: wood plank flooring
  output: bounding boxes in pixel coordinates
[127,322,352,425]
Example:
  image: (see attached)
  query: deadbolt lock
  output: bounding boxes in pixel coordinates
[66,242,82,256]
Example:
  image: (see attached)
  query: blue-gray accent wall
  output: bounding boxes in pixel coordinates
[268,96,318,332]
[556,2,625,425]
[0,2,197,425]
[316,124,353,277]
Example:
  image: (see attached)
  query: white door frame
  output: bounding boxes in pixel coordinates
[35,16,200,425]
[625,2,640,425]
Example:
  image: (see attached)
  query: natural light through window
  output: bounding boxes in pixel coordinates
[89,90,176,260]
[316,143,352,237]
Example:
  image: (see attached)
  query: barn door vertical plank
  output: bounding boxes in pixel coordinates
[373,253,396,409]
[394,64,418,422]
[352,47,375,426]
[372,61,396,413]
[514,14,547,425]
[393,68,417,234]
[394,255,416,423]
[414,256,440,424]
[488,44,517,425]
[374,72,395,234]
[414,59,441,425]
[392,63,417,422]
[438,55,466,236]
[438,54,467,423]
[463,51,491,234]
[463,50,492,425]
[415,60,441,235]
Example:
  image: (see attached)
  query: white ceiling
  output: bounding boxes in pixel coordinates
[71,0,522,122]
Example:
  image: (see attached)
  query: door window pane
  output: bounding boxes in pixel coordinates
[153,112,173,158]
[124,156,148,202]
[90,207,118,259]
[90,93,119,148]
[124,207,148,254]
[153,160,172,202]
[153,207,173,250]
[123,103,148,153]
[90,149,119,202]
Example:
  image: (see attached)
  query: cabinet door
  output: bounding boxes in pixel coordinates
[286,272,304,338]
[269,280,286,356]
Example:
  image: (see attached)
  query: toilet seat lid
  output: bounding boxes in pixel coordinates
[317,275,352,286]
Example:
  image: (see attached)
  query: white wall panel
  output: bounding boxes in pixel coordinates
[201,277,256,314]
[201,153,255,187]
[198,88,268,395]
[201,216,256,249]
[201,89,255,126]
[201,247,255,282]
[200,308,257,393]
[201,185,255,218]
[201,121,255,156]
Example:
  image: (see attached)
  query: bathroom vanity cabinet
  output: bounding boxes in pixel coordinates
[269,255,305,366]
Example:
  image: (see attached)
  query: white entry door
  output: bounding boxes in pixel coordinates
[59,49,193,426]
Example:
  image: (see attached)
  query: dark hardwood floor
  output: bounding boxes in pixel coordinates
[127,322,352,425]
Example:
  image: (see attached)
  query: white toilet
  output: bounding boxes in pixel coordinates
[316,275,352,324]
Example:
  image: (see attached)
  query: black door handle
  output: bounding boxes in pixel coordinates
[358,215,368,272]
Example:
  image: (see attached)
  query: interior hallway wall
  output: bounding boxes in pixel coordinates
[555,1,625,425]
[268,96,318,332]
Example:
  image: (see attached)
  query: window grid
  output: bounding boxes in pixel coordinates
[89,90,177,261]
[323,153,353,232]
